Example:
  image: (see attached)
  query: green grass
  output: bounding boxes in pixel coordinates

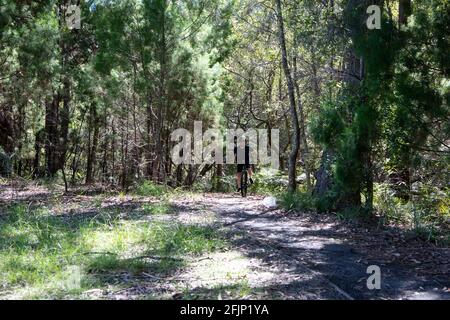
[142,202,172,215]
[0,204,226,299]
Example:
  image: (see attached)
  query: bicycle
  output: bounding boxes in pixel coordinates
[240,166,249,198]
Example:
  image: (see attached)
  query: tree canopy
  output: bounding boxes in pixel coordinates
[1,0,448,221]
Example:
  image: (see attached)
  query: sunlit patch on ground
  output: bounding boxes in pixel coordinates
[174,250,276,299]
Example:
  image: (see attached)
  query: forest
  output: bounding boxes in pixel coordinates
[0,0,449,300]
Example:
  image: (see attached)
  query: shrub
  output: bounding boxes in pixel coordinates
[280,192,316,212]
[373,183,450,244]
[0,148,12,177]
[252,169,287,195]
[374,184,412,225]
[135,180,167,197]
[336,206,363,221]
[315,190,339,213]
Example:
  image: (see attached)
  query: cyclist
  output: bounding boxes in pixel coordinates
[234,138,254,192]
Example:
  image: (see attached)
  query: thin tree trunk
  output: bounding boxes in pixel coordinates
[275,0,300,193]
[393,0,413,202]
[45,95,60,177]
[399,0,411,27]
[33,129,45,177]
[58,79,70,175]
[86,102,99,184]
[111,119,116,182]
[101,109,108,182]
[146,95,153,178]
[314,149,334,199]
[62,167,68,193]
[313,1,336,198]
[15,101,25,176]
[292,49,312,192]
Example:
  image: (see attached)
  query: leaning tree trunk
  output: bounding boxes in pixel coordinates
[275,0,300,193]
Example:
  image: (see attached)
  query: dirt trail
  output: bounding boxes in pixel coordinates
[183,193,450,300]
[1,183,449,300]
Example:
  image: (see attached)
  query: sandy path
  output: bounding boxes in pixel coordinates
[187,193,450,300]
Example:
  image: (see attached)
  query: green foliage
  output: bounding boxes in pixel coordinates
[315,191,339,213]
[374,183,450,243]
[211,175,233,193]
[310,0,449,216]
[311,100,345,147]
[335,206,364,221]
[374,184,412,225]
[135,180,168,197]
[280,192,316,212]
[251,170,287,195]
[0,148,12,176]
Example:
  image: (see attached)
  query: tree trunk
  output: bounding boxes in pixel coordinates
[292,51,312,193]
[337,50,364,209]
[45,95,60,177]
[86,102,99,184]
[314,150,334,199]
[33,129,45,177]
[58,80,70,170]
[393,0,413,201]
[101,109,109,182]
[14,101,26,176]
[399,0,412,27]
[175,164,183,187]
[275,0,300,193]
[146,95,153,178]
[152,0,168,183]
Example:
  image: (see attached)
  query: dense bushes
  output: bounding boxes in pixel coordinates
[251,169,288,195]
[134,180,168,197]
[0,148,12,177]
[280,192,316,212]
[375,183,450,243]
[280,182,449,244]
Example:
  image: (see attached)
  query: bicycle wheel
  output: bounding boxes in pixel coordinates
[241,170,248,197]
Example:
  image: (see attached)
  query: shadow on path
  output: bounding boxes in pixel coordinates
[201,194,450,300]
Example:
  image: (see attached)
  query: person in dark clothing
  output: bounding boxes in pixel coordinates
[234,139,254,192]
